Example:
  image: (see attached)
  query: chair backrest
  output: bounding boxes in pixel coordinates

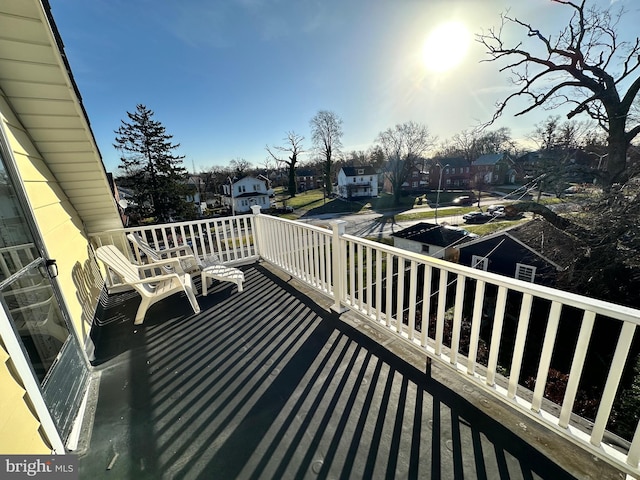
[127,232,161,262]
[96,245,142,285]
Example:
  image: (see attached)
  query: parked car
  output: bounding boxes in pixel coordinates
[490,207,506,218]
[273,205,294,213]
[487,204,505,214]
[453,195,474,206]
[462,211,493,224]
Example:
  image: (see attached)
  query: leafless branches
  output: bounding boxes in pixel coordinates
[479,0,640,186]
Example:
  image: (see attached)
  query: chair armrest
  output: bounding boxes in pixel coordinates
[140,257,187,275]
[158,244,196,257]
[129,272,184,285]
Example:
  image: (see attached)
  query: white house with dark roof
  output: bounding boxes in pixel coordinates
[222,176,270,213]
[391,222,476,261]
[337,166,379,199]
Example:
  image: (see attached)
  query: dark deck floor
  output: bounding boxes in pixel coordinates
[77,262,584,480]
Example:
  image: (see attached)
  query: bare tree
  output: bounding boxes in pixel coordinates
[310,110,343,196]
[450,128,481,163]
[376,121,436,206]
[266,131,304,197]
[479,0,640,189]
[229,158,252,178]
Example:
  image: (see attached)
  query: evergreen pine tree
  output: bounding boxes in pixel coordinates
[114,104,192,224]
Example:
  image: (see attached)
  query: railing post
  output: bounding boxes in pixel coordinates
[250,205,262,257]
[331,220,348,313]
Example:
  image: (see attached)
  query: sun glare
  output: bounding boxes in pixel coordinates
[423,21,471,72]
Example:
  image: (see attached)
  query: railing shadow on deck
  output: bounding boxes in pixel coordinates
[80,264,583,480]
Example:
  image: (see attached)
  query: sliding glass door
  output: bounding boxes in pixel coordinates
[0,140,89,442]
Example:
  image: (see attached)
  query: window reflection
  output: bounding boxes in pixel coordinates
[0,148,70,383]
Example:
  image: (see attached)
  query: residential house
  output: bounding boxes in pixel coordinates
[222,176,271,213]
[391,222,475,261]
[515,151,544,180]
[471,153,517,186]
[457,218,584,286]
[428,157,471,189]
[516,149,599,185]
[0,1,124,453]
[295,168,320,192]
[337,166,378,199]
[186,175,207,215]
[403,164,430,192]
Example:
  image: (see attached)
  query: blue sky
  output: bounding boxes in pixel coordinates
[51,0,636,174]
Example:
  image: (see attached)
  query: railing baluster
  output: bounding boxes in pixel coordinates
[301,228,309,282]
[559,310,596,428]
[375,248,383,323]
[435,269,448,356]
[313,231,321,288]
[507,293,533,398]
[150,229,160,250]
[591,321,637,446]
[420,265,432,348]
[467,280,486,375]
[396,257,405,334]
[408,260,417,341]
[213,220,223,259]
[324,233,331,293]
[532,301,562,412]
[450,273,466,365]
[161,228,170,251]
[286,222,295,274]
[486,285,508,386]
[348,241,355,307]
[385,251,393,328]
[186,224,196,257]
[357,243,364,312]
[232,218,241,260]
[366,245,373,318]
[291,223,300,276]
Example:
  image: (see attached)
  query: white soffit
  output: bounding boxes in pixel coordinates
[0,1,122,233]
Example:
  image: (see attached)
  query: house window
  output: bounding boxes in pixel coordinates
[471,255,488,271]
[358,169,364,175]
[445,168,450,174]
[515,263,536,282]
[353,178,356,182]
[466,167,469,173]
[421,245,430,253]
[370,176,373,181]
[253,184,259,191]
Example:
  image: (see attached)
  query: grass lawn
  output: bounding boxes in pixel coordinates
[464,218,530,235]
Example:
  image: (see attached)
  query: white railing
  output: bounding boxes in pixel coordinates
[92,208,640,477]
[253,213,334,298]
[90,214,259,266]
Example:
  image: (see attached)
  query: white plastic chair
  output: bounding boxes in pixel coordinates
[96,245,200,325]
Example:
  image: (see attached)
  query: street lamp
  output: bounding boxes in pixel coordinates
[435,163,449,224]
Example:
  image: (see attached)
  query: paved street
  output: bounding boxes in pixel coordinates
[297,207,479,239]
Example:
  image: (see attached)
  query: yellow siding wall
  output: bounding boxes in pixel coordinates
[0,97,102,342]
[0,341,50,454]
